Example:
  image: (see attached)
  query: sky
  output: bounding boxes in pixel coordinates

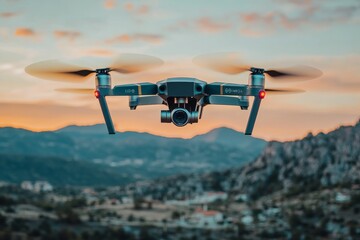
[0,0,359,141]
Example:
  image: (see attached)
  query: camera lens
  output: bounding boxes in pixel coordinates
[171,108,190,127]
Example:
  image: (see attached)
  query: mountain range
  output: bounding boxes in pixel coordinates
[127,120,360,200]
[0,124,266,186]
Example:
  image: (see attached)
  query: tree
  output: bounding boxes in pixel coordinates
[0,214,6,229]
[10,218,29,232]
[0,196,14,206]
[139,227,156,240]
[127,214,135,222]
[133,197,144,210]
[0,230,11,240]
[171,211,181,219]
[288,213,302,229]
[56,207,81,224]
[39,219,52,234]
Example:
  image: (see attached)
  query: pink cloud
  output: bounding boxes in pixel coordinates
[124,2,149,15]
[239,3,359,37]
[106,34,163,44]
[0,12,18,18]
[53,30,81,42]
[239,28,267,37]
[197,17,231,33]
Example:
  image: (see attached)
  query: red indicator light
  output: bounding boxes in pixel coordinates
[94,90,100,98]
[259,90,266,99]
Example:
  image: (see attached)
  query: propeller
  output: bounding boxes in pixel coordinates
[25,53,164,82]
[265,88,305,94]
[193,52,322,81]
[56,88,94,94]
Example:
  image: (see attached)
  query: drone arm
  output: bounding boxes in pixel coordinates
[205,82,247,96]
[113,82,158,96]
[204,95,248,108]
[129,96,164,109]
[95,83,158,134]
[245,96,261,135]
[97,94,115,134]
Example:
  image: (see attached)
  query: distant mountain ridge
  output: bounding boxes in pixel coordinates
[0,124,266,186]
[57,124,109,134]
[191,127,265,148]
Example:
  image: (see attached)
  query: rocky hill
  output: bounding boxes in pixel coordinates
[127,120,360,200]
[236,119,360,198]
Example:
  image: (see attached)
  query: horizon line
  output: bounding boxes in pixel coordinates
[0,119,358,143]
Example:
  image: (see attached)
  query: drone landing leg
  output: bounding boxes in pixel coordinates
[98,96,115,134]
[245,97,261,135]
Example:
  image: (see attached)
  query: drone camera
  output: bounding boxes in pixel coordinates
[172,108,189,126]
[161,108,198,127]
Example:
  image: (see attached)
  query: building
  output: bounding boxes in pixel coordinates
[179,207,233,229]
[21,181,33,191]
[33,181,53,192]
[21,181,53,192]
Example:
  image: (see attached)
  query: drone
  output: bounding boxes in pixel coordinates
[25,53,322,135]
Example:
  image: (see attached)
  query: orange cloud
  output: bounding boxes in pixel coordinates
[14,28,37,38]
[273,0,314,7]
[197,17,231,33]
[0,12,18,18]
[106,34,163,44]
[240,3,359,36]
[124,2,149,15]
[104,0,116,9]
[54,30,81,42]
[169,17,231,33]
[83,49,114,57]
[241,12,297,30]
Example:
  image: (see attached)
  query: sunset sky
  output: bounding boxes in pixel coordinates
[0,0,359,141]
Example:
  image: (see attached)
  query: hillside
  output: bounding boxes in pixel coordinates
[0,125,266,186]
[236,119,360,198]
[0,154,130,186]
[127,120,360,200]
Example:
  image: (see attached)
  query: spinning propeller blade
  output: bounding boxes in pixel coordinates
[264,66,322,80]
[193,52,250,75]
[56,88,94,94]
[25,54,164,82]
[110,53,163,74]
[193,52,322,81]
[25,60,95,82]
[265,88,305,94]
